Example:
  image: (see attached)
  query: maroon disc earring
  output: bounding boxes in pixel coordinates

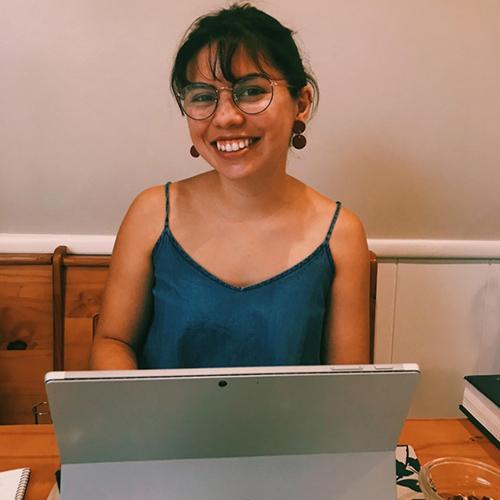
[292,120,307,149]
[190,145,200,158]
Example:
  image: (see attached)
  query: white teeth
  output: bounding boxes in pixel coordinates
[216,138,254,152]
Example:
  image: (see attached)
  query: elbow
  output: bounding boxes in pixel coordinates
[89,335,138,370]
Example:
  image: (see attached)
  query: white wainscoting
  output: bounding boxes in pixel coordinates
[375,259,500,418]
[2,234,500,418]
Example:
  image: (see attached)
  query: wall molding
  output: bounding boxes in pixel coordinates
[369,239,500,259]
[0,234,115,255]
[1,233,500,259]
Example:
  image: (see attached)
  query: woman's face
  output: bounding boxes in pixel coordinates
[184,45,312,181]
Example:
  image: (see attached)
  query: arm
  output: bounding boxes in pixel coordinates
[323,208,370,364]
[89,186,165,370]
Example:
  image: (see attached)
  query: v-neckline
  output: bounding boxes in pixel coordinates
[164,226,329,292]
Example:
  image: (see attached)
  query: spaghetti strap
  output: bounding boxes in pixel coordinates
[325,201,342,242]
[164,181,171,228]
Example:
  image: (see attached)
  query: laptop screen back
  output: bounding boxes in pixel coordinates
[45,364,419,499]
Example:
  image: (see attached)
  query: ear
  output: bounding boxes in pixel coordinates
[296,85,314,122]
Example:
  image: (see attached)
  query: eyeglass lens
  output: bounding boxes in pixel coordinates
[180,75,274,120]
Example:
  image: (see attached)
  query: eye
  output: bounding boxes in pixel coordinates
[188,92,217,105]
[182,85,217,106]
[235,85,268,101]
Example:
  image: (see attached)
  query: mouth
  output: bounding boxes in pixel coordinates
[211,137,260,154]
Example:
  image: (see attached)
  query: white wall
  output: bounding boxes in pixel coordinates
[1,0,500,238]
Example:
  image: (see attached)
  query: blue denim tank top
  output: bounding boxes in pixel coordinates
[139,182,341,369]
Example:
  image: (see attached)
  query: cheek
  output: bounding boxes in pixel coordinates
[187,121,205,144]
[271,117,294,144]
[274,107,297,137]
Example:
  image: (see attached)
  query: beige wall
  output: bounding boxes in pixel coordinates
[1,0,500,238]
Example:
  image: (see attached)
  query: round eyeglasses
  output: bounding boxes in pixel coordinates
[176,73,292,120]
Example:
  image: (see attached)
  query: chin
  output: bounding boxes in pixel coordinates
[214,164,257,181]
[205,155,257,179]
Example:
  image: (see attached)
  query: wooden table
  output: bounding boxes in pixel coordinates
[0,425,59,500]
[399,419,499,468]
[1,419,498,500]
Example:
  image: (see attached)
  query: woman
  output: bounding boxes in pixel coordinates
[90,3,369,370]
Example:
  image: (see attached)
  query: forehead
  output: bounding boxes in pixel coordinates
[186,44,281,83]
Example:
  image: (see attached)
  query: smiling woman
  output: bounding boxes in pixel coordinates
[89,3,370,370]
[182,44,310,181]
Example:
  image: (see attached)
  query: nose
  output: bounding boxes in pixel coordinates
[211,89,244,127]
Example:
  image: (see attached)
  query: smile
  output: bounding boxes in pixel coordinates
[213,137,259,153]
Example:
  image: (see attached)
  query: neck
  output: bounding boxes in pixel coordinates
[209,169,297,223]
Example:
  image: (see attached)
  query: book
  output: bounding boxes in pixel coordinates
[0,467,31,499]
[46,481,60,500]
[459,374,500,448]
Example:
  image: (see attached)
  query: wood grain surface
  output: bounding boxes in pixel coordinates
[64,266,108,370]
[0,424,59,500]
[0,265,53,424]
[399,418,500,467]
[0,254,52,265]
[52,246,67,371]
[0,257,109,423]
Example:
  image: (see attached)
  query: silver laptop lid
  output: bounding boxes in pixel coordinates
[45,364,420,465]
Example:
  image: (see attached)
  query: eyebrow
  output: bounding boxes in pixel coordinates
[185,72,270,86]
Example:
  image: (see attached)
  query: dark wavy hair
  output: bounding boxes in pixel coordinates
[170,3,319,115]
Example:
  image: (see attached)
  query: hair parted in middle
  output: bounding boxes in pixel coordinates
[170,3,319,116]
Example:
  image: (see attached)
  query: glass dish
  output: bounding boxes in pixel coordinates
[419,457,500,499]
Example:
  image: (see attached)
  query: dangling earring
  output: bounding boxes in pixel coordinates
[292,120,306,149]
[190,145,200,158]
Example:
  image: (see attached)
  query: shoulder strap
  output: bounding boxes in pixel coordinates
[164,181,171,228]
[325,201,342,243]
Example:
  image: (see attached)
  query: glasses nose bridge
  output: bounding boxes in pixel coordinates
[213,85,242,118]
[216,85,237,105]
[217,85,234,95]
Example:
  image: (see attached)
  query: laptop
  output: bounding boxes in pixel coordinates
[45,363,420,499]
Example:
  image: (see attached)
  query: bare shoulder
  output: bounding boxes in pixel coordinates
[332,206,367,247]
[115,184,166,253]
[330,205,369,267]
[129,184,165,216]
[301,184,368,260]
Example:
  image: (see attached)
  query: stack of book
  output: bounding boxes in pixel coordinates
[459,374,499,448]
